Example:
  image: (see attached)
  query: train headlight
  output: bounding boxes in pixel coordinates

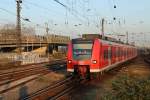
[68,60,72,64]
[92,60,97,64]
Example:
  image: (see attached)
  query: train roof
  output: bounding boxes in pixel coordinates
[72,38,93,44]
[72,34,136,48]
[82,34,119,42]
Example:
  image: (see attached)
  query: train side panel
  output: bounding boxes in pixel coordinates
[67,42,73,72]
[90,39,101,72]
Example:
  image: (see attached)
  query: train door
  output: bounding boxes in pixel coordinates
[125,47,128,60]
[108,46,112,65]
[118,47,122,61]
[123,47,125,61]
[120,47,123,61]
[111,46,115,64]
[99,42,102,68]
[127,48,129,58]
[116,46,119,62]
[102,45,109,67]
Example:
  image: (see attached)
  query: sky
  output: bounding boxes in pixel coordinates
[0,0,150,47]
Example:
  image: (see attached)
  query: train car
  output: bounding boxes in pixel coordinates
[67,34,137,79]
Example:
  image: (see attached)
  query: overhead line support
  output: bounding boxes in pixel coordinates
[16,0,22,62]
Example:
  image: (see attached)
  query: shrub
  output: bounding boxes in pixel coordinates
[102,75,150,100]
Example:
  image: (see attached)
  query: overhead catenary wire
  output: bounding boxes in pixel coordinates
[0,7,47,31]
[23,0,64,16]
[23,0,87,27]
[0,1,49,29]
[22,2,60,24]
[0,0,114,35]
[53,0,89,24]
[0,7,31,22]
[0,7,16,16]
[3,0,95,30]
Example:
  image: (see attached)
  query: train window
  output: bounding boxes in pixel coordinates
[108,49,112,59]
[120,49,123,57]
[73,44,93,49]
[128,49,129,57]
[117,48,120,57]
[104,50,108,60]
[120,49,122,57]
[118,48,120,57]
[114,50,116,58]
[73,43,93,60]
[124,49,126,57]
[116,49,118,57]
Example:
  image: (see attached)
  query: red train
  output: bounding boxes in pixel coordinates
[67,34,137,79]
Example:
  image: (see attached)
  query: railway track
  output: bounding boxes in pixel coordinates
[19,59,137,100]
[0,66,49,94]
[1,57,148,100]
[1,58,141,100]
[0,59,66,72]
[0,66,49,86]
[0,75,39,94]
[0,59,66,84]
[3,58,138,100]
[22,76,82,100]
[3,58,139,100]
[22,76,72,100]
[0,59,66,96]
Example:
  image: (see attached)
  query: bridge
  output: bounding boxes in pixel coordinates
[0,32,70,53]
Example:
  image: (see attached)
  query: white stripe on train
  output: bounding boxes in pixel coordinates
[67,56,136,72]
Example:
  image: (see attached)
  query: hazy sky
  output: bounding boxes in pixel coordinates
[0,0,150,47]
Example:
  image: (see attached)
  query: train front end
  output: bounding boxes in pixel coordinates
[67,39,100,79]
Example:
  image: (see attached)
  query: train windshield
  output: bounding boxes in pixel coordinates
[73,43,93,60]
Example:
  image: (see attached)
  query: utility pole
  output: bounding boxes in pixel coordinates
[16,0,22,62]
[45,22,49,59]
[126,31,128,44]
[101,18,105,39]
